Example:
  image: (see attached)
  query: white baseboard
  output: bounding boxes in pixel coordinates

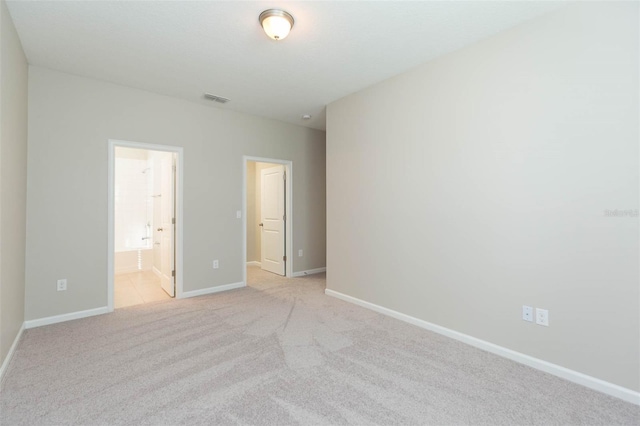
[246,261,261,267]
[24,306,109,329]
[152,266,161,278]
[291,267,326,277]
[0,322,25,388]
[324,289,640,406]
[180,281,245,299]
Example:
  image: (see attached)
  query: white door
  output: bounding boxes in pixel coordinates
[152,155,162,280]
[260,165,285,275]
[159,154,175,296]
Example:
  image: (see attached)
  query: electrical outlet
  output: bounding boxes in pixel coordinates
[57,279,67,291]
[213,260,219,269]
[298,249,303,257]
[236,210,241,219]
[536,308,549,326]
[522,305,533,322]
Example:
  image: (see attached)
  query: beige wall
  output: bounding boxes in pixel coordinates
[246,161,258,262]
[327,2,638,391]
[0,0,28,364]
[26,66,326,320]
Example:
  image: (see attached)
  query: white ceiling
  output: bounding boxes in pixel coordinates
[6,1,564,131]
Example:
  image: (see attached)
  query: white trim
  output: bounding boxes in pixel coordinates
[108,139,184,311]
[180,282,245,299]
[324,289,640,406]
[152,266,162,278]
[246,261,261,266]
[0,323,25,387]
[24,307,109,329]
[291,267,326,277]
[242,156,293,285]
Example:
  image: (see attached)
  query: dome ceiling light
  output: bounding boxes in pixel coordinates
[259,9,294,41]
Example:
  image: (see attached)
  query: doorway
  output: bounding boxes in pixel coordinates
[107,140,184,311]
[243,157,293,285]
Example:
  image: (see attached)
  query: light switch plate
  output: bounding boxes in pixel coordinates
[522,305,533,322]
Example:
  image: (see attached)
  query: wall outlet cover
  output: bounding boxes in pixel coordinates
[57,279,67,291]
[213,260,219,269]
[536,308,549,326]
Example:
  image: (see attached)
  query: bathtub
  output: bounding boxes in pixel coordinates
[114,248,154,274]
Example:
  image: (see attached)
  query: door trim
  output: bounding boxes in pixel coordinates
[242,156,293,284]
[107,139,184,311]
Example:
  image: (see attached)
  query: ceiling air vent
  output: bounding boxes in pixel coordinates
[204,93,230,104]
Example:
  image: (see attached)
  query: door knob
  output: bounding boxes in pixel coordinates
[157,228,163,231]
[259,223,263,227]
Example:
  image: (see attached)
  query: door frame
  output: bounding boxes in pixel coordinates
[107,139,184,311]
[242,156,293,284]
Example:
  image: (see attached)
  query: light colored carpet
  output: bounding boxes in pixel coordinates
[1,266,638,425]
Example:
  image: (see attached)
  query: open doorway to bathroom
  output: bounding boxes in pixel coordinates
[108,140,184,311]
[243,157,293,286]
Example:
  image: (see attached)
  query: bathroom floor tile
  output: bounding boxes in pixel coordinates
[114,285,144,308]
[114,270,170,308]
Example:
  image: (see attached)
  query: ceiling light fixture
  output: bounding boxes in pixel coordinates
[259,9,294,41]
